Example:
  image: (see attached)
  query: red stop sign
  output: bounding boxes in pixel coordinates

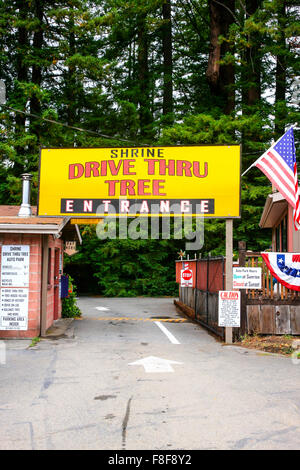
[182,269,192,280]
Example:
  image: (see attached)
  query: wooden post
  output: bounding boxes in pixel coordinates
[238,241,247,336]
[225,219,233,344]
[40,234,49,337]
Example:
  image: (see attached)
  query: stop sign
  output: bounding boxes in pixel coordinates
[182,269,192,280]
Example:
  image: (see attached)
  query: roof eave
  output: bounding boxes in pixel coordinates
[259,194,273,228]
[0,224,63,235]
[259,193,288,229]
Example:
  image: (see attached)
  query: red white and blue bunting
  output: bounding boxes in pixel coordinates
[261,252,300,291]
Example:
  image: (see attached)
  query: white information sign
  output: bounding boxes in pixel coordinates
[233,267,261,289]
[180,263,193,287]
[0,288,29,330]
[218,291,240,327]
[0,245,30,330]
[1,245,30,287]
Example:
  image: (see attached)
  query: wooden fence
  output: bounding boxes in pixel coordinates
[244,252,300,301]
[176,244,300,337]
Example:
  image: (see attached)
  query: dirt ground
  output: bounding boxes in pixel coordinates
[235,335,300,356]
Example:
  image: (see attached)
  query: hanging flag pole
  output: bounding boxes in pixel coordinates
[241,125,299,230]
[241,163,255,177]
[241,125,295,177]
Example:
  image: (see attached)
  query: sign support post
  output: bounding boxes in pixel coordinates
[238,241,247,335]
[225,219,233,344]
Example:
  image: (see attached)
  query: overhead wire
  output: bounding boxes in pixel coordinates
[1,104,149,146]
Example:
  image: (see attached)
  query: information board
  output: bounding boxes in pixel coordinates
[1,245,30,287]
[218,291,240,327]
[0,245,30,330]
[233,267,261,289]
[0,288,29,330]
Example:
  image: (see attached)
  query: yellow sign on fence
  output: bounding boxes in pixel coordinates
[38,146,241,217]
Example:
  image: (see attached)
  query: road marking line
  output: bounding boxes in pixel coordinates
[93,317,187,322]
[154,321,181,344]
[95,307,110,311]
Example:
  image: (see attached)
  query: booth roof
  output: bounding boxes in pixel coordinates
[0,205,65,225]
[0,205,81,242]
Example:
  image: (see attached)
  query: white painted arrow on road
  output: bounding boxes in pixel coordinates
[128,356,183,373]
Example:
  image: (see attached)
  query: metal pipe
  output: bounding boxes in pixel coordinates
[194,259,198,320]
[206,254,209,324]
[18,173,32,217]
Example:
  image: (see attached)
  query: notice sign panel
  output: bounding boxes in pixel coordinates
[218,291,240,327]
[38,146,241,217]
[0,288,29,330]
[233,267,262,289]
[0,245,30,331]
[1,245,30,287]
[180,264,193,287]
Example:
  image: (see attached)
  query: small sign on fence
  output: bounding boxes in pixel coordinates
[180,263,193,287]
[218,291,241,327]
[233,267,262,289]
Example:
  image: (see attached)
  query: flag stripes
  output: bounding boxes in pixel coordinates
[254,127,299,231]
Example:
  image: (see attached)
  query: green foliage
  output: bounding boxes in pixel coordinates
[29,336,41,348]
[62,276,82,318]
[65,224,181,296]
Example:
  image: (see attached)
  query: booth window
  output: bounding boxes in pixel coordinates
[275,214,287,252]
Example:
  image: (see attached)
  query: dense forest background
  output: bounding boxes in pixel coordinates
[0,0,299,295]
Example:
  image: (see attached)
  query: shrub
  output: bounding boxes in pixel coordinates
[62,275,82,318]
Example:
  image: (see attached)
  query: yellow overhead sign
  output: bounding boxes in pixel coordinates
[38,146,241,217]
[70,218,103,225]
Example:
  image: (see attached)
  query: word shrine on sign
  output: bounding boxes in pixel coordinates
[38,146,241,218]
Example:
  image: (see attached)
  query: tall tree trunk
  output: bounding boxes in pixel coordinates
[66,24,77,127]
[14,0,29,173]
[241,0,262,173]
[137,18,153,138]
[206,0,235,114]
[162,0,173,122]
[242,0,262,108]
[30,0,44,146]
[274,0,286,138]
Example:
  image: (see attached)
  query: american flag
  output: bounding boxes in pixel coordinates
[254,127,300,230]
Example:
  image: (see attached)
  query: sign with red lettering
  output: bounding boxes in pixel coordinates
[0,245,30,330]
[38,146,240,217]
[218,290,240,327]
[180,263,193,287]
